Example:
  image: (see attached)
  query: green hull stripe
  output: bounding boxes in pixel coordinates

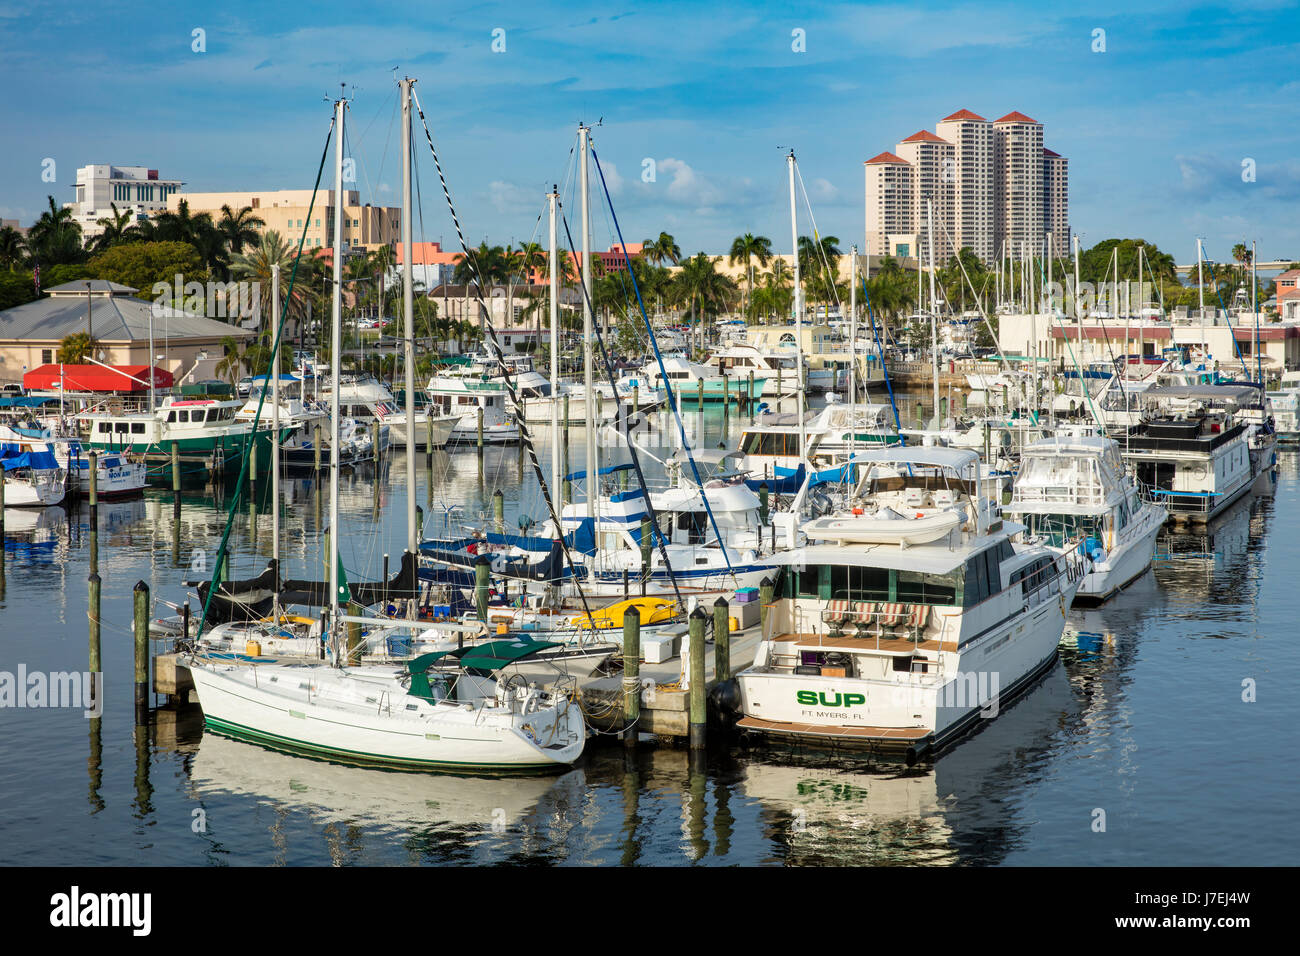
[203,715,567,776]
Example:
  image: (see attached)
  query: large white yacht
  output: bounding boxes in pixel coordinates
[1119,385,1259,523]
[726,447,1081,762]
[1006,434,1167,604]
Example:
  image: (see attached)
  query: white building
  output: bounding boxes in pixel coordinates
[936,109,995,264]
[863,152,916,259]
[993,112,1045,262]
[66,165,183,241]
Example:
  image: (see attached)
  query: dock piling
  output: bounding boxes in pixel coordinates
[475,554,490,623]
[622,605,640,747]
[759,575,774,632]
[688,606,707,750]
[171,441,180,494]
[87,451,98,530]
[133,580,149,723]
[713,596,730,682]
[493,489,504,532]
[88,572,101,680]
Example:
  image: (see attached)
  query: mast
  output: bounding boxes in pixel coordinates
[927,199,938,422]
[580,124,596,521]
[1197,237,1206,365]
[329,94,346,656]
[1252,240,1260,384]
[549,186,561,503]
[400,77,418,600]
[1073,233,1082,398]
[271,263,281,623]
[787,150,806,463]
[848,244,857,464]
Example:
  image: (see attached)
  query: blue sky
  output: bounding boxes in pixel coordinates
[2,0,1297,266]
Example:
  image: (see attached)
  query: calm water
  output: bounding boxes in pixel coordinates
[2,401,1296,866]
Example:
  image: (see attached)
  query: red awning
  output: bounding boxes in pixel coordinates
[22,364,175,392]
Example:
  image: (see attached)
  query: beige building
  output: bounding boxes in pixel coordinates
[993,112,1045,262]
[66,165,184,241]
[863,152,917,259]
[863,109,1066,267]
[1043,149,1069,259]
[936,110,995,263]
[895,130,955,261]
[0,280,255,387]
[168,189,400,255]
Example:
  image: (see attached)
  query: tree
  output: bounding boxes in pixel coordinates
[88,241,206,301]
[228,230,318,334]
[89,204,135,255]
[217,205,265,257]
[0,226,25,271]
[672,253,738,352]
[153,200,226,276]
[26,195,86,266]
[56,332,94,364]
[728,233,773,321]
[215,335,248,385]
[640,232,681,266]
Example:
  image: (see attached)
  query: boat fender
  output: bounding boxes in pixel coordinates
[708,678,742,718]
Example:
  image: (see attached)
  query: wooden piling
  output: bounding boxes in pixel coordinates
[696,378,704,409]
[622,605,640,747]
[476,407,484,456]
[759,575,774,632]
[475,554,490,623]
[493,489,504,532]
[133,580,149,722]
[347,601,364,664]
[713,596,730,683]
[688,607,707,750]
[87,450,98,530]
[747,370,755,420]
[313,424,322,472]
[250,436,258,483]
[171,441,180,494]
[758,481,769,524]
[372,420,381,464]
[87,570,102,682]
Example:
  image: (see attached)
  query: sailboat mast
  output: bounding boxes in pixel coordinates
[271,264,281,622]
[927,199,938,420]
[848,244,857,463]
[787,150,805,462]
[1197,237,1205,363]
[1252,239,1260,384]
[580,125,596,522]
[1073,233,1082,396]
[400,77,418,583]
[549,186,561,500]
[329,95,345,649]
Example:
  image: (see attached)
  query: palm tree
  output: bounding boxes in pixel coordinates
[217,205,265,257]
[56,332,94,364]
[89,204,134,254]
[26,195,85,266]
[215,335,248,385]
[673,253,738,352]
[640,232,681,266]
[728,233,773,322]
[229,230,313,333]
[154,200,226,275]
[0,226,25,271]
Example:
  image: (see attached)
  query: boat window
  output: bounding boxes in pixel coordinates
[828,564,891,602]
[794,565,822,599]
[896,568,961,605]
[177,410,189,423]
[965,551,990,605]
[114,422,128,433]
[130,423,145,434]
[98,423,111,434]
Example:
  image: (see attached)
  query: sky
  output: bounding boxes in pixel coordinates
[2,0,1298,267]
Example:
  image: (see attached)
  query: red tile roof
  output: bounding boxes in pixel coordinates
[899,130,950,144]
[940,109,986,122]
[994,111,1040,125]
[865,151,909,165]
[1042,148,1062,158]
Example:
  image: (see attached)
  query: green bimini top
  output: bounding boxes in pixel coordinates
[405,640,563,699]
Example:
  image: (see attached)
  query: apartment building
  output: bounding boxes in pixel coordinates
[863,152,916,258]
[1042,148,1069,260]
[936,110,995,263]
[168,189,400,256]
[993,112,1045,262]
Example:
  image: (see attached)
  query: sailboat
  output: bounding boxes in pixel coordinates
[185,82,586,773]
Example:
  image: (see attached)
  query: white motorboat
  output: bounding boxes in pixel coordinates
[1006,434,1167,603]
[726,446,1082,761]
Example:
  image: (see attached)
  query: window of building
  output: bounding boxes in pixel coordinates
[41,349,53,364]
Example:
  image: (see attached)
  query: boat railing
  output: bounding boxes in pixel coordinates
[1008,485,1107,508]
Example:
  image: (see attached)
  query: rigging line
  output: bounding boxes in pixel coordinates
[558,206,688,609]
[858,274,906,443]
[411,86,595,622]
[1204,260,1250,378]
[197,110,337,638]
[934,218,1011,376]
[794,163,845,313]
[588,142,738,584]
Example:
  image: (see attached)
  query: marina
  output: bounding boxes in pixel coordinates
[0,4,1295,897]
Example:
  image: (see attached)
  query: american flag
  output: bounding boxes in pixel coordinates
[33,262,39,295]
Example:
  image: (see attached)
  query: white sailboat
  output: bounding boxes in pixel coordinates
[186,84,585,774]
